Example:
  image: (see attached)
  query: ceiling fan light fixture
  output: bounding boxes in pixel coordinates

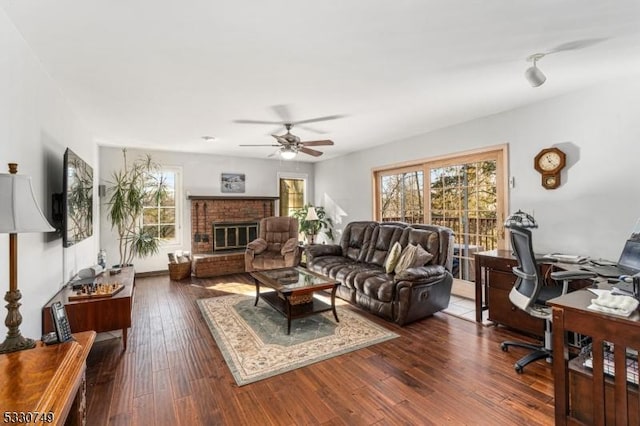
[525,53,547,87]
[280,147,297,160]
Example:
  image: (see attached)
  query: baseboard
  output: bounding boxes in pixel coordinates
[135,269,169,278]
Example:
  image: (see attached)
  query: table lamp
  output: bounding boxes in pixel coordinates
[504,209,538,229]
[305,206,319,244]
[0,163,56,354]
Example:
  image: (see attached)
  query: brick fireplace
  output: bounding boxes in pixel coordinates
[189,196,278,277]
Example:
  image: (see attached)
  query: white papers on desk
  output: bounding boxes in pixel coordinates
[543,253,589,264]
[587,289,639,317]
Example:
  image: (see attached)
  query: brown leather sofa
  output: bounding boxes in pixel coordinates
[245,216,301,272]
[305,221,454,325]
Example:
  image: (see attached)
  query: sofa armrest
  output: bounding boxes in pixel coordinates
[395,265,447,284]
[281,238,298,255]
[247,238,268,254]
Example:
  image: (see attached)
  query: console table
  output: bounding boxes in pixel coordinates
[0,331,95,425]
[43,267,135,350]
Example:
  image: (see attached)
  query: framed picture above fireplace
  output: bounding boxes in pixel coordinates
[221,173,245,193]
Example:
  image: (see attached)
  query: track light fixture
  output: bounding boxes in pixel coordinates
[525,53,546,87]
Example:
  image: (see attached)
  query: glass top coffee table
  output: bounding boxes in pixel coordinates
[250,266,340,334]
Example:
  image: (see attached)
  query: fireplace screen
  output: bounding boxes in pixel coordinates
[212,222,259,252]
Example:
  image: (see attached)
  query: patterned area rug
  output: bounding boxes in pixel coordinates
[197,294,399,386]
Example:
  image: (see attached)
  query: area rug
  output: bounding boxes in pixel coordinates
[197,294,399,386]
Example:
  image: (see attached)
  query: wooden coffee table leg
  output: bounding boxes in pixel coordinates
[331,285,339,323]
[254,279,260,306]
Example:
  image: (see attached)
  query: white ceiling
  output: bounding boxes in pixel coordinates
[2,1,640,161]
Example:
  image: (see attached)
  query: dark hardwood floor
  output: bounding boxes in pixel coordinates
[85,274,556,425]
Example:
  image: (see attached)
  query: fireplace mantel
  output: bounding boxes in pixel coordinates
[188,195,279,200]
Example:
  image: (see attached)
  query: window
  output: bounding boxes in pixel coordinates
[279,178,305,217]
[379,168,424,223]
[374,146,507,282]
[142,167,180,243]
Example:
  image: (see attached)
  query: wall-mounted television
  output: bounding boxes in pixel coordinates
[62,148,93,247]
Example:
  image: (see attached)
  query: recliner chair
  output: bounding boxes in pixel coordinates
[500,225,596,373]
[244,216,301,272]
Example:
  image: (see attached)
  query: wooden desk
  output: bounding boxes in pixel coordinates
[43,267,135,351]
[549,289,640,425]
[0,331,95,425]
[474,250,594,334]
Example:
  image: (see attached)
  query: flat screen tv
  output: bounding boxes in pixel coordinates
[63,148,93,247]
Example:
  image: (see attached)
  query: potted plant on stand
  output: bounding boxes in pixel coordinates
[292,204,334,245]
[106,149,168,267]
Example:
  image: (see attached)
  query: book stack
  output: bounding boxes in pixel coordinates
[582,342,639,385]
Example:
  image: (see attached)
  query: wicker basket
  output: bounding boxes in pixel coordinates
[169,262,192,280]
[289,294,313,305]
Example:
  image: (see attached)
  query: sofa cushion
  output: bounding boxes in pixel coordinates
[384,241,402,273]
[250,251,286,270]
[394,244,418,274]
[401,226,442,266]
[340,221,376,262]
[413,244,434,266]
[365,224,406,266]
[308,256,355,278]
[352,269,395,303]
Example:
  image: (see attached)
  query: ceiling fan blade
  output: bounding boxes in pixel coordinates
[299,147,323,157]
[293,114,346,125]
[271,104,292,122]
[234,119,284,125]
[296,124,327,134]
[301,139,334,146]
[271,134,288,144]
[547,38,607,54]
[239,144,281,147]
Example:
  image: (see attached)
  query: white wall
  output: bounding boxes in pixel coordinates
[99,147,314,272]
[314,76,640,261]
[0,10,97,339]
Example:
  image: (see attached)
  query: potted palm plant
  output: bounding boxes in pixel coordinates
[292,204,334,244]
[106,149,168,267]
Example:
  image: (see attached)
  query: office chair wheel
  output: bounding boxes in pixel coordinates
[514,363,524,374]
[501,343,509,352]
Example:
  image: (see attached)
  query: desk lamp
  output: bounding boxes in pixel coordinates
[0,163,55,354]
[504,209,538,229]
[305,206,319,244]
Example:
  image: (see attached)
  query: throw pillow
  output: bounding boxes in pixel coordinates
[394,244,418,274]
[247,238,268,254]
[413,244,434,267]
[384,241,403,273]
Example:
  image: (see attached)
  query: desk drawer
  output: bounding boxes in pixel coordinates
[482,256,517,272]
[488,287,544,336]
[488,270,517,291]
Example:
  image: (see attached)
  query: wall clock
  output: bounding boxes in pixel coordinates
[534,147,566,189]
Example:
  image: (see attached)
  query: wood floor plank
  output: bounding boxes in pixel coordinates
[85,273,557,425]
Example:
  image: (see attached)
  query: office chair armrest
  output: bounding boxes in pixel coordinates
[550,270,597,294]
[550,270,597,281]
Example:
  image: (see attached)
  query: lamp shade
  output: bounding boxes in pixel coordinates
[504,209,537,229]
[0,170,55,233]
[280,148,297,160]
[305,206,319,221]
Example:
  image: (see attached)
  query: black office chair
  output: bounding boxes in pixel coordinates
[500,225,597,373]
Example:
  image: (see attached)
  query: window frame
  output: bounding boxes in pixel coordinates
[277,172,308,217]
[372,144,509,250]
[141,165,182,246]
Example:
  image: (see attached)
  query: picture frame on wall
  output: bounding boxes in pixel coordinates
[221,173,246,193]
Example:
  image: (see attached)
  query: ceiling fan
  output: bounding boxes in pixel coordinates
[235,105,344,159]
